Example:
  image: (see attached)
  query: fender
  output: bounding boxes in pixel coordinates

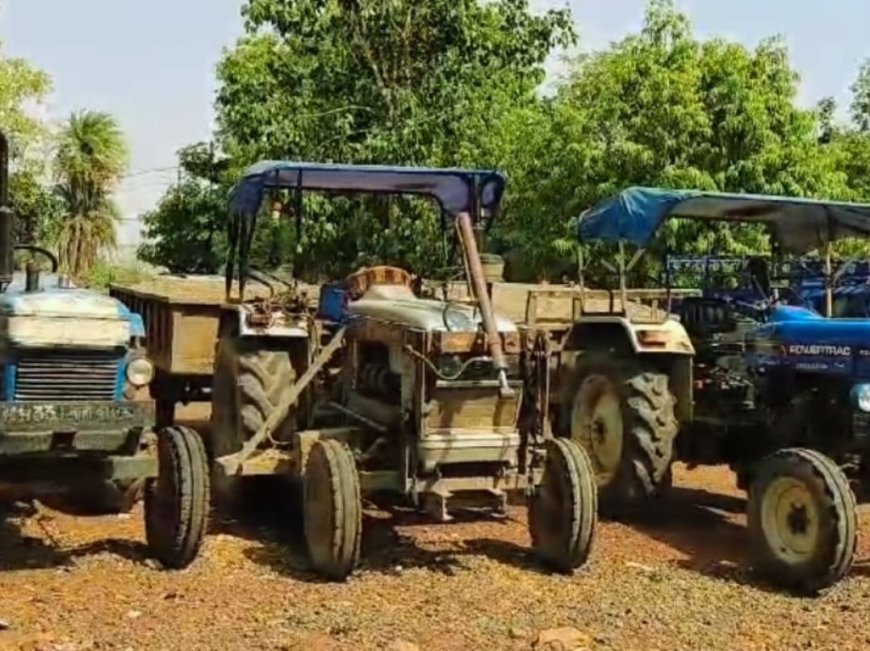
[563,315,695,356]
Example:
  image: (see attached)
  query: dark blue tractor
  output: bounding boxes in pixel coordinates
[565,187,870,593]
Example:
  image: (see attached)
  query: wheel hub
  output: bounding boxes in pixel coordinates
[760,477,820,565]
[571,375,623,486]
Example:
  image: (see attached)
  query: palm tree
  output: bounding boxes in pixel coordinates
[53,110,129,276]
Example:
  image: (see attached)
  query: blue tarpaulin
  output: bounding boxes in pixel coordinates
[578,187,870,253]
[228,161,506,219]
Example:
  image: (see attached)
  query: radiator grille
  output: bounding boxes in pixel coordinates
[14,351,120,402]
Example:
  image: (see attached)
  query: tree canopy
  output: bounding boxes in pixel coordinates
[140,0,870,282]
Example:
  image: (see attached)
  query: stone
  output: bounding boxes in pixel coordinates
[533,627,592,651]
[385,641,420,651]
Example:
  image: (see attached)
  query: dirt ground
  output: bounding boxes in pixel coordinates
[2,413,870,651]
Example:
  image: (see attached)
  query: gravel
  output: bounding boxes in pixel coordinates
[1,464,868,651]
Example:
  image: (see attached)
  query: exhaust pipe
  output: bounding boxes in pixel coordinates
[455,212,514,398]
[0,132,15,292]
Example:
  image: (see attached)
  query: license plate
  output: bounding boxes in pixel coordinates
[0,401,151,432]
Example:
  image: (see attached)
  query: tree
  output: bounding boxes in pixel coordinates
[210,0,574,278]
[851,59,870,133]
[1,34,55,245]
[0,40,51,159]
[53,110,129,277]
[138,143,231,273]
[508,0,853,280]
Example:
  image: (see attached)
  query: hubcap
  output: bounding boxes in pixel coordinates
[571,374,623,486]
[760,477,820,565]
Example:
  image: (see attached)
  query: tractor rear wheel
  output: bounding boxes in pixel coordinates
[528,438,597,573]
[303,439,362,581]
[565,357,677,515]
[210,328,298,460]
[144,425,210,569]
[747,448,857,593]
[210,325,300,508]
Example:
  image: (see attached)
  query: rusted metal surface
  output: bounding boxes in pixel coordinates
[455,212,511,395]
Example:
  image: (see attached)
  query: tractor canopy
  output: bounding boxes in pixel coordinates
[578,187,870,254]
[228,161,505,223]
[225,161,506,298]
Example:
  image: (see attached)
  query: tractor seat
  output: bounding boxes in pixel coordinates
[345,265,414,301]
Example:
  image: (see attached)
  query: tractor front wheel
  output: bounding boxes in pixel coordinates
[528,438,598,573]
[144,425,210,569]
[748,448,857,593]
[303,439,362,581]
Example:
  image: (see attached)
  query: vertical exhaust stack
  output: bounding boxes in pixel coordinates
[455,212,514,398]
[0,132,15,293]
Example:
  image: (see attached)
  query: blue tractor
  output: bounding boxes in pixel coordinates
[562,187,870,592]
[0,132,208,568]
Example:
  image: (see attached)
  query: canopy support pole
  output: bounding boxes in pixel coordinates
[618,240,627,315]
[824,241,833,318]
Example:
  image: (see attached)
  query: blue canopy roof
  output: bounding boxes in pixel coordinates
[578,187,870,253]
[228,160,506,219]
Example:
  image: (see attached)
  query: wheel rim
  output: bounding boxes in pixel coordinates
[760,476,820,565]
[571,374,623,485]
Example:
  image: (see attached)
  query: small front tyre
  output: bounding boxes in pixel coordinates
[303,439,362,581]
[528,438,598,573]
[144,426,210,569]
[748,448,857,593]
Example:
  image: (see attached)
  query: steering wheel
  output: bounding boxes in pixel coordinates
[14,245,59,273]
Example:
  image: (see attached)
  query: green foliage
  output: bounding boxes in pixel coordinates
[141,0,870,282]
[8,169,64,243]
[53,111,130,278]
[0,40,51,159]
[138,143,230,273]
[207,0,573,279]
[84,260,153,290]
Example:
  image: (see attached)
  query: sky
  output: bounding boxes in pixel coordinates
[1,0,868,248]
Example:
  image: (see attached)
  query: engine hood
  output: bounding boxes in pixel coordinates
[0,288,145,349]
[0,288,127,319]
[348,285,517,333]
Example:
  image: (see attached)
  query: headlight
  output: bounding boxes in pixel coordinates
[442,305,475,332]
[851,384,870,413]
[126,354,155,387]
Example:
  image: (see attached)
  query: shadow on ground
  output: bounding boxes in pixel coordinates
[616,486,828,595]
[624,486,748,573]
[0,501,150,572]
[208,477,546,583]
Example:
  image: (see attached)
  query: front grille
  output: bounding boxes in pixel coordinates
[14,351,120,402]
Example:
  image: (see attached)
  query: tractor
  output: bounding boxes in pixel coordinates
[558,186,870,592]
[192,161,598,581]
[0,131,208,569]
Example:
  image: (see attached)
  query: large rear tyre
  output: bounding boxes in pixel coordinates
[528,438,597,573]
[144,426,210,569]
[747,448,857,593]
[210,325,299,508]
[565,357,677,515]
[303,439,362,581]
[210,329,298,460]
